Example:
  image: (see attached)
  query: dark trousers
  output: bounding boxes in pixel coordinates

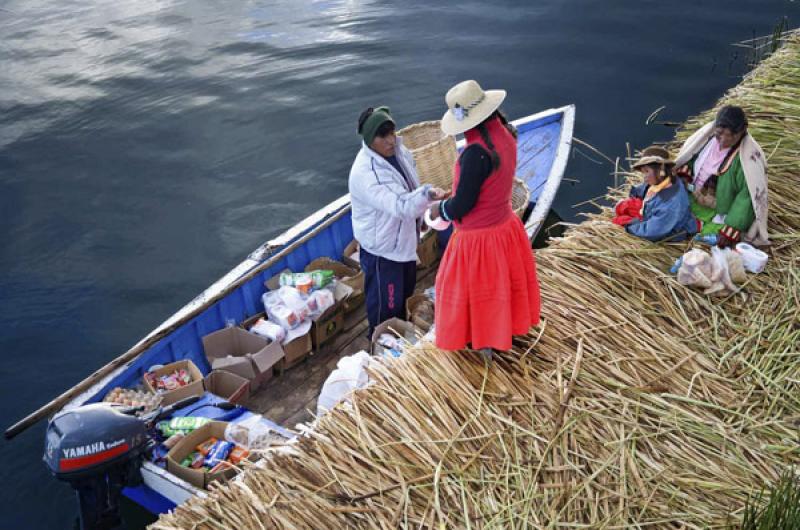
[359,247,417,338]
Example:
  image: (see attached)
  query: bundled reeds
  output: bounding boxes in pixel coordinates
[152,32,800,529]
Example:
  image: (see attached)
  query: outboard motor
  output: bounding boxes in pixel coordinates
[44,403,151,530]
[43,396,200,530]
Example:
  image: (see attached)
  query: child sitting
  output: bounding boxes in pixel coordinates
[617,146,699,242]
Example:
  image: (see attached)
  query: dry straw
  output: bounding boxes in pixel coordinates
[153,32,800,529]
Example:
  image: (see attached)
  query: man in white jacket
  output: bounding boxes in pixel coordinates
[348,106,445,336]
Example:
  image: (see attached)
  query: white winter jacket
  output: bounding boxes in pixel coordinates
[348,139,432,263]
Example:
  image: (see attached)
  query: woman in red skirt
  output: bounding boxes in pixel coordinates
[429,80,540,354]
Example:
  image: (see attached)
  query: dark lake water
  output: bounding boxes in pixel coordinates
[2,1,799,527]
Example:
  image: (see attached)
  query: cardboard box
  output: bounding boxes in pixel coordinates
[342,240,360,269]
[305,257,365,314]
[371,317,420,356]
[417,230,439,269]
[202,327,284,391]
[204,370,250,404]
[240,312,313,372]
[406,293,434,332]
[281,332,313,370]
[144,360,204,406]
[309,303,344,349]
[166,421,245,489]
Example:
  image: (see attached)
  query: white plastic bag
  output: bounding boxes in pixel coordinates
[316,350,372,416]
[736,242,768,273]
[250,318,286,343]
[262,286,310,329]
[224,414,287,450]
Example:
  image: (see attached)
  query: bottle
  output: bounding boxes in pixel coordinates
[693,233,718,246]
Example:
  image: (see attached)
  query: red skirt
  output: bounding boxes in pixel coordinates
[434,214,540,351]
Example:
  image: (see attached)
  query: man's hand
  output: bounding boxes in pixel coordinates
[428,187,449,201]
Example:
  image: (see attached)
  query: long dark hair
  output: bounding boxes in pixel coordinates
[475,109,516,170]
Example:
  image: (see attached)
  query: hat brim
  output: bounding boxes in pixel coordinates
[632,155,674,169]
[440,89,506,136]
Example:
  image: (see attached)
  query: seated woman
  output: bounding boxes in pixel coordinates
[674,105,769,248]
[619,146,698,242]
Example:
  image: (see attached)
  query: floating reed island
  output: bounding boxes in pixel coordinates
[153,32,800,529]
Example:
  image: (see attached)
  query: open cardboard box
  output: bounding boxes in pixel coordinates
[406,293,434,332]
[166,421,256,489]
[241,311,313,371]
[281,331,313,370]
[204,370,250,404]
[371,317,420,357]
[143,360,205,407]
[202,327,284,391]
[305,257,364,314]
[342,240,360,269]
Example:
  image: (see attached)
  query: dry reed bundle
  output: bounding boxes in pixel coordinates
[153,32,800,530]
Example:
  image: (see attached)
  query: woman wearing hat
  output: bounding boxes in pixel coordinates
[622,146,699,242]
[428,80,540,353]
[673,105,769,248]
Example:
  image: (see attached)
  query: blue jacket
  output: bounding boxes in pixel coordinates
[625,180,698,242]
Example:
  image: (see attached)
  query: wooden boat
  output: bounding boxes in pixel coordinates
[6,105,575,514]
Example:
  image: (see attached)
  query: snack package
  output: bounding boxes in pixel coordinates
[311,289,335,316]
[204,441,234,468]
[209,461,234,474]
[228,445,250,465]
[195,437,218,456]
[309,270,334,289]
[189,452,205,469]
[157,417,210,438]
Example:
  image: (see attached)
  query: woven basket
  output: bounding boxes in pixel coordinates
[396,121,457,191]
[511,178,531,219]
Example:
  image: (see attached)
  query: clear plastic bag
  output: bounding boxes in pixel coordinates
[224,415,286,450]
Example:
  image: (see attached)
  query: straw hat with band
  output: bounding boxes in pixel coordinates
[632,146,674,169]
[441,80,506,136]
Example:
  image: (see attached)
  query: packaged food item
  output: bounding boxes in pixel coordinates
[279,272,314,293]
[209,461,234,474]
[262,286,311,329]
[309,270,334,288]
[228,445,250,465]
[157,417,210,437]
[310,289,335,315]
[195,437,219,456]
[145,367,195,393]
[249,318,286,343]
[189,452,205,469]
[163,433,184,449]
[204,441,234,468]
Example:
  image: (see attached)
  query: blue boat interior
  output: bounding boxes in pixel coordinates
[85,110,564,410]
[80,109,565,513]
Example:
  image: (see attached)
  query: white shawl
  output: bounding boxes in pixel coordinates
[674,121,769,246]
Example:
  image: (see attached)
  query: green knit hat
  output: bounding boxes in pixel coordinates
[358,106,395,146]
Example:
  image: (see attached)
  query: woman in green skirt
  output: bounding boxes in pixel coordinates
[674,106,769,248]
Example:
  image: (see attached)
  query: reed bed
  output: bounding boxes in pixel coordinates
[153,33,800,529]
